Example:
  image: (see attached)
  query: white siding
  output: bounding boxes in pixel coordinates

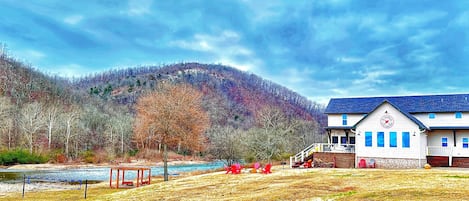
[427,131,453,147]
[414,112,469,127]
[328,114,365,127]
[427,130,469,157]
[354,103,426,160]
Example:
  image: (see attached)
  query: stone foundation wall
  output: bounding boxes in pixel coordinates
[358,157,426,168]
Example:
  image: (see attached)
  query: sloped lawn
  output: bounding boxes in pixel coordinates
[4,167,469,200]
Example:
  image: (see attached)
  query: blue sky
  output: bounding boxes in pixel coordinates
[1,0,468,104]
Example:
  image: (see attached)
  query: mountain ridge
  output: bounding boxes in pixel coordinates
[72,62,326,128]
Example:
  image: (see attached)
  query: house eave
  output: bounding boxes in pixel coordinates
[429,126,469,130]
[325,126,353,130]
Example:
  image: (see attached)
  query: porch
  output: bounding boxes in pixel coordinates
[427,146,469,167]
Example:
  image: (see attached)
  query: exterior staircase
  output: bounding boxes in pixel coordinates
[290,143,317,168]
[290,143,356,168]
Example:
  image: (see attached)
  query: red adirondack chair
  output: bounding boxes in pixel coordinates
[233,163,242,174]
[368,159,376,168]
[262,163,272,174]
[358,159,367,168]
[303,160,312,168]
[225,165,232,174]
[226,164,242,174]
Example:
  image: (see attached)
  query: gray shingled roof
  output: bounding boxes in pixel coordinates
[325,94,469,114]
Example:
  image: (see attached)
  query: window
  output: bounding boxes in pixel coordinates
[428,113,436,119]
[456,112,462,119]
[341,136,347,144]
[442,137,448,147]
[350,137,356,144]
[390,132,397,147]
[365,132,372,147]
[463,138,468,149]
[402,132,410,148]
[332,136,339,144]
[377,132,385,147]
[342,114,347,125]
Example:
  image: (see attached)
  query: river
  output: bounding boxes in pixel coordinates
[0,161,224,184]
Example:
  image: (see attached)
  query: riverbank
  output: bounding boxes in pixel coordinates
[0,160,219,197]
[4,160,211,171]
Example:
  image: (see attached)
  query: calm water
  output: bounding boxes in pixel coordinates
[0,161,224,183]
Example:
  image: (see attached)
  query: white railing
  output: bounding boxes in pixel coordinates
[290,143,355,168]
[427,146,469,157]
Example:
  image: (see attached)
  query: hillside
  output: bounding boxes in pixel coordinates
[72,63,326,129]
[0,50,326,162]
[0,54,74,105]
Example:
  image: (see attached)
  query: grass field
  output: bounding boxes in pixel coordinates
[2,166,469,200]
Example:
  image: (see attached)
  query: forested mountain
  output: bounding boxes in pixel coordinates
[73,63,326,129]
[0,48,326,163]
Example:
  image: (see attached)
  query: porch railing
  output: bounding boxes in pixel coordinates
[290,143,355,168]
[427,146,469,157]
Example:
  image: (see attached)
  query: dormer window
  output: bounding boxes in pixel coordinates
[428,113,436,119]
[342,114,347,125]
[455,112,462,119]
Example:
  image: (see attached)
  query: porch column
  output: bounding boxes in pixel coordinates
[450,130,456,167]
[453,130,457,147]
[345,130,349,144]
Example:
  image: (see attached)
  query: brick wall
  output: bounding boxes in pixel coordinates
[451,157,469,167]
[314,152,355,168]
[427,156,449,167]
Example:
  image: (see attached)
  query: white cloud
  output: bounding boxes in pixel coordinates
[64,15,83,25]
[219,58,253,72]
[170,30,258,72]
[408,29,440,45]
[331,88,347,96]
[54,64,92,78]
[171,30,245,53]
[352,67,396,85]
[406,45,440,63]
[12,49,46,62]
[336,56,363,63]
[24,49,45,59]
[392,11,447,29]
[313,15,357,42]
[453,11,469,27]
[126,0,152,16]
[241,1,283,22]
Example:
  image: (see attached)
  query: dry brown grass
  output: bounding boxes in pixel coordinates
[3,167,469,200]
[92,167,469,201]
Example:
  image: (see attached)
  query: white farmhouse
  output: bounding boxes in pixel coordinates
[325,94,469,168]
[291,94,469,169]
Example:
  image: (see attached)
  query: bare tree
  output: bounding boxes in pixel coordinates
[0,96,14,150]
[134,82,209,181]
[207,126,245,166]
[45,104,61,150]
[246,106,298,162]
[61,106,81,158]
[19,102,45,154]
[105,114,133,157]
